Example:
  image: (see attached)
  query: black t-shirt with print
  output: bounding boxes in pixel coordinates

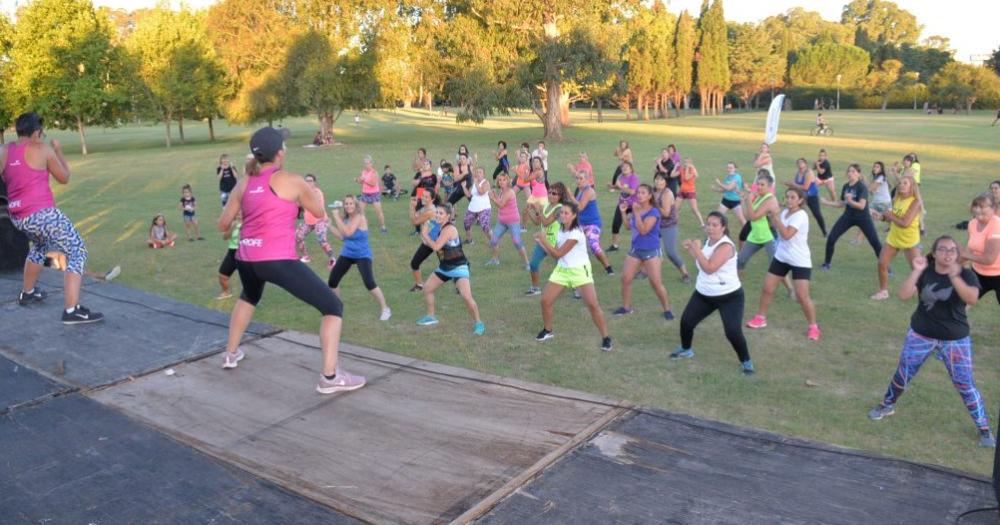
[909,267,979,340]
[218,166,237,193]
[817,160,832,180]
[840,180,869,219]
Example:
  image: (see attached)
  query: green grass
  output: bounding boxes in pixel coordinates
[36,108,1000,475]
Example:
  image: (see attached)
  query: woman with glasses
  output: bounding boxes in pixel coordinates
[525,182,567,296]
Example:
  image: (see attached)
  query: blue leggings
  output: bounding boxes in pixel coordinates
[491,222,523,249]
[12,207,88,274]
[528,244,548,273]
[880,329,988,430]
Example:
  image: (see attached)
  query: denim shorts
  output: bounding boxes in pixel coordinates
[628,248,661,261]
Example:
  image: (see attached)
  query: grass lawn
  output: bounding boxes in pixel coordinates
[29,107,1000,476]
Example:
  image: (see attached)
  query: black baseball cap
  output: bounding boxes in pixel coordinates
[249,127,285,162]
[15,112,43,137]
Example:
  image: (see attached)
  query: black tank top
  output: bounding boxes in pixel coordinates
[436,223,468,269]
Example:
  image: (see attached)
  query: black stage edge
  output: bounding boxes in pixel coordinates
[0,395,361,525]
[0,354,69,413]
[480,409,997,525]
[0,276,277,388]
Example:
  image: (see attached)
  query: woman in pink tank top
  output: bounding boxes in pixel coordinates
[218,127,365,395]
[356,154,387,233]
[486,172,529,267]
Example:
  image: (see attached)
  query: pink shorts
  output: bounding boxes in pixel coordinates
[679,191,696,200]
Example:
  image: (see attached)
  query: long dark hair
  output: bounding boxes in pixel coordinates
[548,181,569,204]
[872,161,885,178]
[560,201,580,231]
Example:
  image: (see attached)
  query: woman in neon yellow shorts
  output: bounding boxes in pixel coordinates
[533,202,612,352]
[872,175,923,300]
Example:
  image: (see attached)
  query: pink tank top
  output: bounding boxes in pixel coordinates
[361,167,380,194]
[237,167,299,262]
[498,189,520,224]
[2,142,54,219]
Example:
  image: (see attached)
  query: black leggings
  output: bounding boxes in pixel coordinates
[492,163,507,180]
[612,205,630,235]
[976,271,1000,304]
[410,244,434,271]
[680,288,750,364]
[824,214,882,265]
[236,259,343,316]
[327,256,378,291]
[805,195,828,236]
[612,165,622,187]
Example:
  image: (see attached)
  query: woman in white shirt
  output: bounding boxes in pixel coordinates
[533,202,612,352]
[746,187,821,341]
[671,212,754,375]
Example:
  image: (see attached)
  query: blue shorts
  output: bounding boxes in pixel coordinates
[628,247,661,261]
[435,264,470,282]
[11,207,88,275]
[183,212,196,222]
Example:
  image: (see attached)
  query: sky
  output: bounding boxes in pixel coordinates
[1,0,996,63]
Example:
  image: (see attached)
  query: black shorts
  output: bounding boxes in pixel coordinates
[721,198,741,210]
[817,172,833,181]
[768,258,811,281]
[236,259,343,316]
[219,249,237,277]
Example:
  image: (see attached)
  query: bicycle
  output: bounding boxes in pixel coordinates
[810,125,834,136]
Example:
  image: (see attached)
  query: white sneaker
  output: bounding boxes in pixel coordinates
[222,348,245,369]
[379,308,392,321]
[104,265,121,282]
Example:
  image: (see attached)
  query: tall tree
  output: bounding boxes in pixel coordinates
[646,3,676,118]
[624,12,655,121]
[789,41,870,89]
[670,10,696,113]
[728,22,786,110]
[0,14,14,142]
[841,0,921,62]
[695,0,730,115]
[930,63,1000,112]
[8,0,126,154]
[865,59,903,110]
[986,46,1000,76]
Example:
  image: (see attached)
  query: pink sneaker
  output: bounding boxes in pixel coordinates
[316,369,366,394]
[746,315,767,329]
[222,348,245,369]
[300,255,311,263]
[807,324,821,341]
[327,257,337,270]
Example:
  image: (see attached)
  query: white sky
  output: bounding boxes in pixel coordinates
[1,0,996,62]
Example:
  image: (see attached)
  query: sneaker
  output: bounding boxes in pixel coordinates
[681,274,691,284]
[741,360,756,375]
[607,244,620,252]
[316,370,366,394]
[663,310,674,321]
[473,321,485,335]
[573,290,582,300]
[61,305,104,325]
[104,265,122,282]
[463,238,474,245]
[215,291,233,300]
[524,263,532,272]
[300,255,312,263]
[746,315,768,329]
[380,227,388,234]
[197,237,206,241]
[612,306,633,316]
[670,346,694,359]
[605,266,615,276]
[979,429,996,448]
[536,329,554,342]
[870,290,890,301]
[18,287,47,306]
[409,283,424,292]
[601,336,613,352]
[484,258,500,267]
[524,287,541,296]
[807,324,821,341]
[820,263,831,271]
[379,308,392,321]
[867,403,895,421]
[635,271,648,280]
[887,267,894,278]
[327,258,337,270]
[222,348,245,369]
[416,315,439,326]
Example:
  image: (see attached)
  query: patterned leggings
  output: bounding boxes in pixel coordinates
[464,209,491,235]
[11,207,88,274]
[581,225,604,256]
[295,221,333,258]
[880,329,989,430]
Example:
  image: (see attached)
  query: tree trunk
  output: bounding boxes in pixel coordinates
[544,79,563,140]
[178,115,186,143]
[208,117,216,141]
[559,93,570,127]
[0,129,5,144]
[621,94,631,120]
[76,115,88,155]
[699,89,707,115]
[424,91,433,112]
[164,110,172,148]
[881,95,889,111]
[596,98,604,123]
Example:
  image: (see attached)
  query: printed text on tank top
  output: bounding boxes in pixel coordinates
[2,141,55,219]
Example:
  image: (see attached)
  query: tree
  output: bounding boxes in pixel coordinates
[930,63,1000,112]
[0,14,14,142]
[789,42,870,89]
[646,3,676,119]
[728,22,785,110]
[761,7,854,55]
[670,10,696,113]
[8,0,126,155]
[695,0,730,116]
[865,59,903,110]
[841,0,921,62]
[624,13,655,121]
[897,43,953,81]
[986,46,1000,76]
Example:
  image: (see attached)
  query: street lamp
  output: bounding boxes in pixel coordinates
[836,74,842,111]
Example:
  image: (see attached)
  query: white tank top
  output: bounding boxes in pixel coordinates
[695,235,741,296]
[468,179,491,213]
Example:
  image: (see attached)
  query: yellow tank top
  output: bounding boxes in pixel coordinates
[886,196,920,248]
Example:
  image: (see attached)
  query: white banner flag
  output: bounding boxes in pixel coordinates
[764,94,785,145]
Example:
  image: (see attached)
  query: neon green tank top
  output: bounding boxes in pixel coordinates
[747,194,774,244]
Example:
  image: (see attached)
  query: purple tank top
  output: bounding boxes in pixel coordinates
[237,167,299,262]
[2,142,55,219]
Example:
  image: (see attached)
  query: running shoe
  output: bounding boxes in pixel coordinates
[416,315,439,326]
[316,370,366,394]
[104,265,122,282]
[484,258,500,267]
[601,336,613,352]
[612,306,633,316]
[524,287,541,296]
[463,238,474,245]
[18,287,47,306]
[61,305,104,325]
[215,291,233,300]
[741,360,756,376]
[867,403,895,421]
[807,324,821,341]
[221,348,245,369]
[681,275,691,284]
[663,310,675,321]
[473,321,485,335]
[870,290,890,301]
[409,283,424,292]
[300,255,312,263]
[635,271,647,280]
[536,329,554,342]
[573,290,582,300]
[746,315,768,329]
[979,429,996,448]
[524,263,531,272]
[819,263,831,271]
[327,258,337,270]
[197,237,205,241]
[380,227,388,234]
[605,266,615,276]
[607,244,620,252]
[379,308,392,321]
[669,346,694,359]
